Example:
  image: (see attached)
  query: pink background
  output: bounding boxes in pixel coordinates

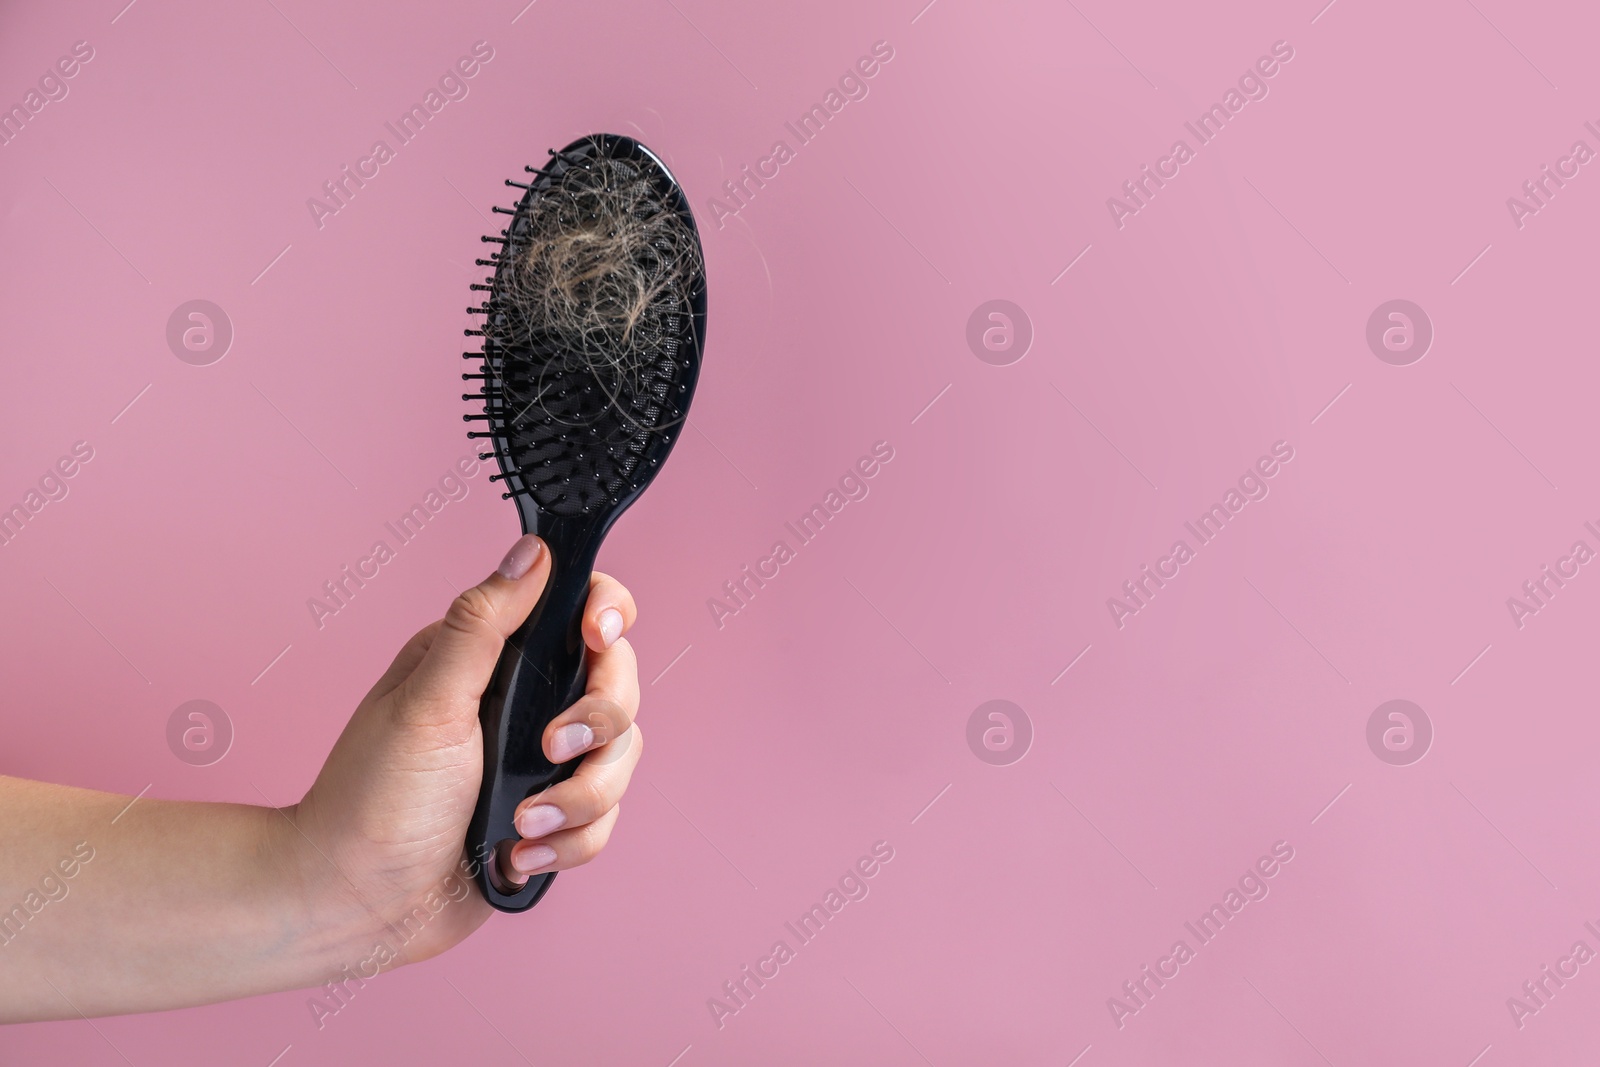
[3,0,1598,1062]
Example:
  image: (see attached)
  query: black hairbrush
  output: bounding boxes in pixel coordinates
[462,133,706,912]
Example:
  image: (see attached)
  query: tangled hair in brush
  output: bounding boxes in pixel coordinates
[494,153,702,401]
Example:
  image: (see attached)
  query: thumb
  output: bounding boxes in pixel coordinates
[407,534,550,706]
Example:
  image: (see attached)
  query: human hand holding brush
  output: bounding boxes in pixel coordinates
[295,532,643,952]
[1,130,700,1020]
[0,534,641,1022]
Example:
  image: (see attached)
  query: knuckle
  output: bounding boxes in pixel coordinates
[561,834,597,867]
[586,725,633,767]
[575,773,611,815]
[445,586,497,635]
[594,695,630,729]
[574,815,615,861]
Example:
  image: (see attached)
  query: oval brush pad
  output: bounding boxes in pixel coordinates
[463,133,707,912]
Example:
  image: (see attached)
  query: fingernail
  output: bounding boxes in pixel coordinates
[497,535,543,580]
[550,722,594,762]
[598,608,624,648]
[515,803,566,839]
[511,842,557,874]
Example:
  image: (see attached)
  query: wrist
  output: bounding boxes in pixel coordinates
[270,802,391,984]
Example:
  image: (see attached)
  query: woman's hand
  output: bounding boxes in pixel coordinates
[292,533,644,964]
[0,534,644,1022]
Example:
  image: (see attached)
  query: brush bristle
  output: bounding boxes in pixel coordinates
[473,137,705,518]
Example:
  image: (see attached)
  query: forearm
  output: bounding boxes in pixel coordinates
[0,540,637,1021]
[0,776,369,1022]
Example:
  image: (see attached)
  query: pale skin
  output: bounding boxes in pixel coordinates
[0,534,641,1023]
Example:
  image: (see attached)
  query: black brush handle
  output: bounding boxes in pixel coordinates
[468,530,600,912]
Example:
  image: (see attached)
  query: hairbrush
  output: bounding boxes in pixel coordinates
[462,133,706,912]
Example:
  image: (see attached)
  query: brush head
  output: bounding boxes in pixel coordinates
[467,134,706,522]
